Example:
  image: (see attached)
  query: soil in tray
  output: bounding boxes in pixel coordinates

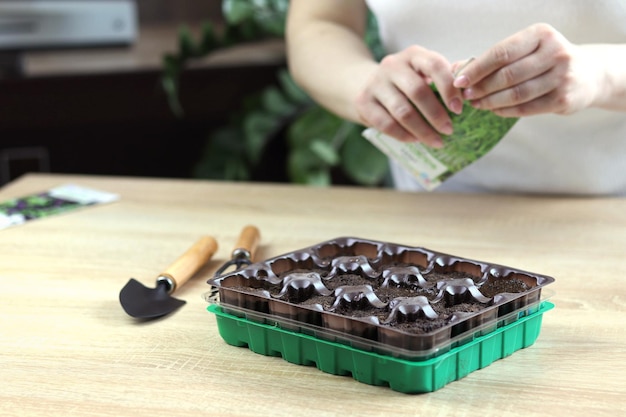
[237,267,531,335]
[210,237,555,355]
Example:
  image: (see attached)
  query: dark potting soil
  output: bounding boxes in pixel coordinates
[227,265,530,335]
[240,268,530,334]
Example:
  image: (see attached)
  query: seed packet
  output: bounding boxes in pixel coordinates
[363,89,518,191]
[0,184,119,230]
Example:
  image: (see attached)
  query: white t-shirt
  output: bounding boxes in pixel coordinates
[365,0,626,195]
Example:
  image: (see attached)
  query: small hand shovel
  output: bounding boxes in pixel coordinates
[214,225,261,277]
[119,235,218,319]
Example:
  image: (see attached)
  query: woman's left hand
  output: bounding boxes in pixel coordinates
[452,23,603,117]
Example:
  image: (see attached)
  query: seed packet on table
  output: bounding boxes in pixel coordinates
[362,99,518,191]
[0,184,119,230]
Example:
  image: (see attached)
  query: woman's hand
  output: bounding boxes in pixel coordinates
[453,23,604,117]
[355,45,465,148]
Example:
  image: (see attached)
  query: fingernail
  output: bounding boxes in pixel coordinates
[449,97,463,115]
[453,75,469,88]
[440,122,453,136]
[470,100,481,109]
[463,88,475,100]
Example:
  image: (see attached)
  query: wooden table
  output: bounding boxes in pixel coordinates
[1,173,625,416]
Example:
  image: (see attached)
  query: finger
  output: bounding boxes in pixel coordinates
[359,99,444,147]
[388,70,455,133]
[381,92,446,147]
[454,32,540,88]
[401,82,454,136]
[452,57,475,77]
[385,69,454,139]
[490,91,559,118]
[462,53,553,101]
[469,67,558,111]
[408,56,464,116]
[430,70,465,115]
[358,101,415,142]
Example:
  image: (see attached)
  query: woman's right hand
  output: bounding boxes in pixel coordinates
[355,45,465,148]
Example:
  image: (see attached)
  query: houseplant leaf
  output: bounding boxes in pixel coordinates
[287,147,332,186]
[341,127,389,186]
[261,86,297,117]
[222,0,255,24]
[178,26,197,57]
[193,126,250,181]
[309,140,340,166]
[243,110,282,164]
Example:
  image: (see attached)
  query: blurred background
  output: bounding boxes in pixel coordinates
[137,1,220,24]
[0,0,287,185]
[0,0,388,188]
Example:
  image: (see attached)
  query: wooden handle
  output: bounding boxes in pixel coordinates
[233,225,261,260]
[160,236,218,291]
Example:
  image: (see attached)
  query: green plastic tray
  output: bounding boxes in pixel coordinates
[207,301,554,393]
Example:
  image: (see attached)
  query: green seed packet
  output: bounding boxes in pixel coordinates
[363,91,518,191]
[0,184,119,229]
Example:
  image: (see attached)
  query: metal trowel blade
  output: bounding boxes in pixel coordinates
[119,278,186,319]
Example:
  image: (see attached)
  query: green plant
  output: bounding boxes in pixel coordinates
[161,0,389,186]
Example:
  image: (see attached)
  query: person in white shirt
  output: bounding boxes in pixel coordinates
[285,0,626,195]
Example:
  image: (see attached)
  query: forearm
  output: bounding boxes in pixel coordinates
[586,44,626,112]
[286,3,376,123]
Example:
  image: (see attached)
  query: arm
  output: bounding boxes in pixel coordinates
[286,0,373,123]
[286,0,464,147]
[453,23,626,116]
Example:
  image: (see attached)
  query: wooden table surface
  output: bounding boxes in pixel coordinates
[1,173,625,417]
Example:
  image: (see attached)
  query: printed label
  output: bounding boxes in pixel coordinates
[0,184,119,229]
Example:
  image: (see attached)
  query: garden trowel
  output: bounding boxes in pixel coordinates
[119,235,218,319]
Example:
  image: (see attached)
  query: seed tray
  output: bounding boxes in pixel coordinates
[207,301,554,393]
[207,237,555,360]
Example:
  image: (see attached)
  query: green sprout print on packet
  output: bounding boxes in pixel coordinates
[429,88,519,182]
[0,193,82,221]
